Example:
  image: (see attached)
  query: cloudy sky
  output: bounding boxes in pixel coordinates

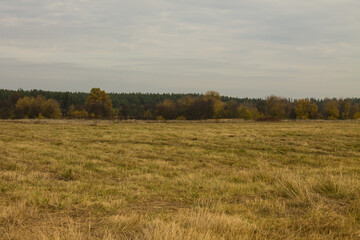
[0,0,359,98]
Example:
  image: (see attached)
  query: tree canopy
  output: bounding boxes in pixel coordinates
[0,88,359,120]
[84,88,113,118]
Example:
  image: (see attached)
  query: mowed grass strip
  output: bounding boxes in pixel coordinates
[0,120,360,239]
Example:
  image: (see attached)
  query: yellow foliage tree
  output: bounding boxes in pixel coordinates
[265,95,287,119]
[213,100,225,119]
[238,105,258,120]
[14,95,61,119]
[43,99,62,119]
[70,110,89,119]
[14,96,34,118]
[323,100,340,120]
[351,104,360,119]
[340,99,352,119]
[204,91,221,101]
[84,88,113,119]
[295,99,318,119]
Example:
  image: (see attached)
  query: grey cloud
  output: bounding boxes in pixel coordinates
[0,0,359,98]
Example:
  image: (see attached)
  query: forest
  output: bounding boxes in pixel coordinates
[0,88,359,120]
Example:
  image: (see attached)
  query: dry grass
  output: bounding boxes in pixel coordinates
[0,120,360,239]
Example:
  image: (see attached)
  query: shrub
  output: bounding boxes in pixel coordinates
[156,115,165,120]
[176,115,186,120]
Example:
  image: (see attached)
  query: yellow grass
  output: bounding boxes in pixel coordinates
[0,120,359,239]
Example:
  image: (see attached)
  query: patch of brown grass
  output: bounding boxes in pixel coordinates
[0,120,359,239]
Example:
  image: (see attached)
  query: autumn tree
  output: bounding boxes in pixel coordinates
[264,95,288,119]
[70,110,89,119]
[84,88,113,119]
[43,99,62,118]
[177,96,195,119]
[3,88,360,121]
[295,99,318,119]
[213,100,225,119]
[32,95,47,117]
[238,105,259,120]
[177,94,214,120]
[142,110,153,120]
[193,97,214,119]
[204,91,224,119]
[67,104,89,119]
[223,100,239,118]
[14,96,35,118]
[156,99,177,119]
[351,104,360,120]
[14,95,61,119]
[204,91,221,101]
[323,99,340,120]
[339,98,352,119]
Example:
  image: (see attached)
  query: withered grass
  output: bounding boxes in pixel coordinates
[0,120,359,239]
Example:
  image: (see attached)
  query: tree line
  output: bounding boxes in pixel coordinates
[0,88,359,120]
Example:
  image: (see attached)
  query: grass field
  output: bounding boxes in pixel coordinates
[0,120,360,239]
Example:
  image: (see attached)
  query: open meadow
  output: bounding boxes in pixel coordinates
[0,120,360,240]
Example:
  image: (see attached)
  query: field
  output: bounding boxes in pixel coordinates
[0,120,360,240]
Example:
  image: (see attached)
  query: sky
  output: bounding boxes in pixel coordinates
[0,0,359,98]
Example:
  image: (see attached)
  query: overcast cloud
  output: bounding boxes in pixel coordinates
[0,0,359,98]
